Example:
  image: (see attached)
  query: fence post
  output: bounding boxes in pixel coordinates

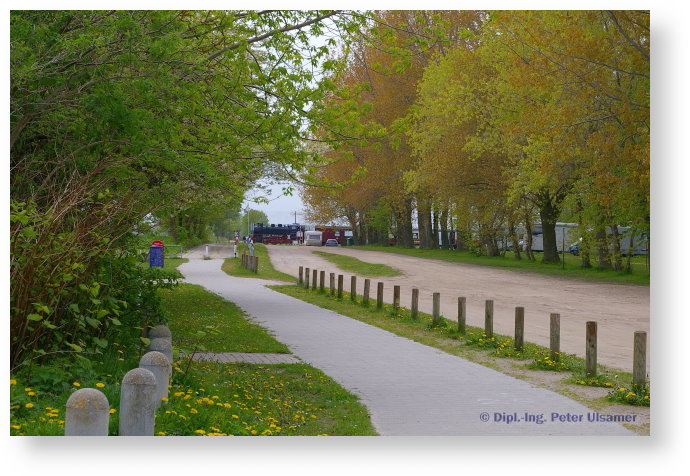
[329,273,335,297]
[411,288,419,320]
[298,266,304,286]
[376,282,384,309]
[148,338,173,364]
[139,351,171,408]
[363,279,370,305]
[305,267,310,289]
[393,286,400,310]
[586,321,597,377]
[550,313,560,362]
[458,297,466,334]
[337,274,344,299]
[633,331,647,387]
[351,276,357,301]
[119,368,157,436]
[514,307,524,351]
[319,271,325,292]
[312,269,317,290]
[65,388,110,436]
[432,292,441,326]
[484,300,494,338]
[253,256,259,273]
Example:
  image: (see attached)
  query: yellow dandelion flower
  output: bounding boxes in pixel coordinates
[10,379,16,385]
[96,383,105,388]
[72,382,81,387]
[109,409,117,414]
[190,408,198,414]
[157,432,167,436]
[161,397,169,403]
[27,391,36,396]
[25,403,34,408]
[194,429,206,435]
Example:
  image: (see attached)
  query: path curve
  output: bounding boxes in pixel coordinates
[178,257,635,436]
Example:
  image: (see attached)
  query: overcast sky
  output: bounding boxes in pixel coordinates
[242,181,307,226]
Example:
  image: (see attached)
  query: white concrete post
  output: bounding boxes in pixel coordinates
[119,368,157,436]
[139,351,171,407]
[204,245,209,259]
[65,388,110,436]
[148,324,172,343]
[148,337,173,363]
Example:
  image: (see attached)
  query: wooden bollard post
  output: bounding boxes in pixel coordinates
[586,321,597,377]
[329,273,335,297]
[312,269,317,290]
[139,351,171,408]
[432,292,441,326]
[148,338,173,363]
[411,288,419,319]
[351,276,357,301]
[337,274,343,299]
[254,256,259,273]
[305,267,310,289]
[65,388,110,436]
[119,368,157,436]
[298,266,304,286]
[376,282,384,309]
[484,300,494,338]
[633,331,647,387]
[242,253,246,268]
[514,307,524,351]
[458,297,466,334]
[550,313,560,362]
[363,279,370,305]
[319,271,325,292]
[393,285,400,310]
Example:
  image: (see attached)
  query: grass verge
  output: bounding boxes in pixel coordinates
[348,245,649,286]
[160,283,289,354]
[221,243,294,282]
[270,283,649,433]
[312,250,402,277]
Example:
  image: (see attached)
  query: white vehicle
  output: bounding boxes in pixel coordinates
[304,231,323,246]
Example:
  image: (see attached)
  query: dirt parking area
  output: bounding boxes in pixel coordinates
[266,245,649,373]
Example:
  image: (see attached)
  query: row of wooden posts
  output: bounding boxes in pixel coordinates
[241,252,259,273]
[297,266,648,387]
[64,325,173,436]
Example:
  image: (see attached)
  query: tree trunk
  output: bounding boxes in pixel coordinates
[395,199,414,247]
[509,222,521,260]
[539,200,560,263]
[524,215,535,261]
[431,206,439,248]
[610,224,623,271]
[440,207,449,249]
[417,199,433,249]
[595,224,611,269]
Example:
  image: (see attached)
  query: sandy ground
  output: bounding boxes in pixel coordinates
[264,245,649,374]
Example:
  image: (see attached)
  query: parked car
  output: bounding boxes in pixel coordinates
[324,239,340,247]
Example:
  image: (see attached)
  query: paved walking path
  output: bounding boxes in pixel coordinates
[179,258,635,436]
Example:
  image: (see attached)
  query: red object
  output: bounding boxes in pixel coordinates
[151,240,165,247]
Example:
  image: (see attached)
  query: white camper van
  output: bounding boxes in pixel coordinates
[304,231,323,246]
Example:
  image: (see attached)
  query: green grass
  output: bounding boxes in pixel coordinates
[160,283,289,354]
[221,243,295,282]
[269,283,647,409]
[312,250,402,277]
[158,274,377,436]
[10,256,378,436]
[158,362,377,436]
[348,245,650,285]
